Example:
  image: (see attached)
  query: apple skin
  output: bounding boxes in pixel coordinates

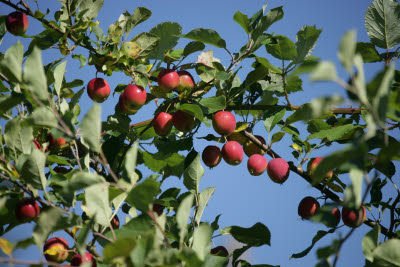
[15,199,40,221]
[176,70,195,93]
[308,157,333,179]
[70,252,97,267]
[212,111,236,135]
[153,112,173,136]
[221,141,244,166]
[43,237,69,263]
[47,133,67,148]
[111,215,120,229]
[121,84,147,110]
[243,135,266,157]
[342,205,366,228]
[172,110,195,132]
[87,78,111,103]
[202,146,222,168]
[227,131,247,145]
[157,69,180,92]
[33,139,43,150]
[118,93,138,115]
[6,12,29,36]
[267,158,290,184]
[153,204,164,216]
[322,206,341,228]
[247,154,268,176]
[298,196,320,219]
[210,246,229,257]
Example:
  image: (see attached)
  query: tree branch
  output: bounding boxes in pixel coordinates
[226,105,361,115]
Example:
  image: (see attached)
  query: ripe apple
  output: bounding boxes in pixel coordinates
[267,158,290,184]
[212,111,236,135]
[118,93,138,115]
[120,84,147,110]
[111,215,120,229]
[70,252,97,267]
[153,112,173,136]
[6,12,29,36]
[157,69,180,92]
[342,205,366,228]
[210,246,229,257]
[202,145,222,168]
[308,157,333,179]
[298,196,320,219]
[247,154,268,176]
[321,205,341,228]
[43,237,69,263]
[15,199,40,221]
[227,131,247,145]
[221,141,244,166]
[87,78,111,103]
[172,110,195,132]
[176,70,195,93]
[243,135,266,157]
[47,133,67,148]
[153,204,164,216]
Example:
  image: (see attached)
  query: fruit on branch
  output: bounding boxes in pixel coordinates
[321,205,341,228]
[119,84,147,114]
[6,12,29,36]
[118,94,138,115]
[176,70,195,93]
[298,196,320,219]
[153,204,164,216]
[210,246,229,257]
[15,199,40,221]
[153,112,173,136]
[342,205,366,228]
[111,215,120,229]
[247,154,268,176]
[243,135,266,157]
[172,110,195,132]
[222,141,244,166]
[33,139,43,150]
[202,145,222,168]
[267,158,290,184]
[70,252,97,267]
[212,111,236,135]
[87,78,111,103]
[157,69,180,92]
[308,157,333,179]
[43,237,69,263]
[227,131,247,145]
[47,133,67,148]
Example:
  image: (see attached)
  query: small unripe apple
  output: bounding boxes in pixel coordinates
[111,215,120,229]
[153,204,164,216]
[118,93,138,115]
[6,12,29,36]
[43,237,69,263]
[15,199,40,221]
[298,196,320,219]
[221,141,244,166]
[322,205,341,228]
[212,111,236,135]
[247,154,268,176]
[153,112,173,136]
[157,69,180,92]
[87,78,110,103]
[243,135,266,157]
[342,205,366,228]
[172,110,195,132]
[308,157,333,179]
[210,246,229,257]
[267,158,290,184]
[202,146,222,168]
[227,131,247,145]
[121,84,147,110]
[70,252,96,267]
[47,133,67,148]
[176,70,195,93]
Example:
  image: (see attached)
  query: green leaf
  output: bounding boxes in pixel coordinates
[177,103,204,122]
[131,32,159,58]
[124,7,152,34]
[182,28,226,48]
[33,208,63,246]
[149,22,182,59]
[19,149,46,189]
[198,96,226,114]
[85,183,112,227]
[183,41,205,57]
[76,217,95,254]
[4,117,33,154]
[24,107,58,128]
[0,94,24,116]
[177,194,194,247]
[124,141,139,185]
[263,106,286,133]
[373,64,394,125]
[338,30,356,72]
[294,25,322,63]
[78,0,104,19]
[243,64,268,88]
[343,168,363,210]
[363,225,380,262]
[290,229,335,259]
[192,224,212,260]
[183,150,204,193]
[372,239,400,266]
[72,54,86,68]
[256,56,282,73]
[23,47,48,102]
[221,222,271,247]
[308,124,362,142]
[356,42,381,63]
[353,54,368,105]
[265,35,297,60]
[104,237,137,263]
[195,187,215,226]
[233,11,250,34]
[53,61,67,96]
[138,150,185,178]
[1,41,23,82]
[61,172,105,195]
[80,104,101,152]
[252,6,284,41]
[309,61,337,82]
[271,132,285,144]
[126,177,161,212]
[0,15,6,46]
[365,0,400,49]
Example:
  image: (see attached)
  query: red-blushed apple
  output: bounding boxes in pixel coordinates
[33,139,43,150]
[227,131,247,145]
[212,111,236,135]
[247,154,268,176]
[342,205,366,228]
[210,246,229,257]
[298,196,320,219]
[120,84,147,110]
[15,199,40,221]
[176,70,195,93]
[43,237,69,263]
[6,12,29,36]
[111,215,120,229]
[202,145,222,168]
[308,157,333,179]
[267,158,290,184]
[70,252,97,267]
[221,141,244,166]
[243,135,266,157]
[87,78,110,103]
[118,93,138,115]
[153,112,173,136]
[321,205,341,228]
[153,204,164,216]
[47,133,67,148]
[157,69,180,92]
[172,110,195,132]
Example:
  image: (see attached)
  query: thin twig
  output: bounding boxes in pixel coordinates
[147,210,173,248]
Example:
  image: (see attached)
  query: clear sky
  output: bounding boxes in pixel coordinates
[1,0,398,266]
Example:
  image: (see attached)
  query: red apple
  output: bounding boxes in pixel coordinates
[322,205,341,228]
[120,84,147,110]
[221,141,244,166]
[172,110,195,132]
[70,252,96,267]
[342,205,366,228]
[47,133,67,148]
[243,135,266,157]
[15,199,40,221]
[202,145,222,168]
[227,131,247,145]
[157,69,180,92]
[298,196,320,219]
[33,139,43,150]
[6,12,29,36]
[153,204,164,216]
[87,78,110,103]
[43,237,69,263]
[111,215,120,229]
[267,158,290,184]
[176,70,195,93]
[153,112,173,136]
[247,154,268,176]
[211,246,229,257]
[212,111,236,135]
[118,93,138,115]
[308,157,333,179]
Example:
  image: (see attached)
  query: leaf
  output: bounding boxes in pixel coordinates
[373,64,394,125]
[198,96,226,114]
[356,42,381,63]
[53,61,67,96]
[183,150,204,193]
[363,225,380,262]
[290,229,335,259]
[19,149,46,189]
[183,41,205,57]
[72,54,86,68]
[271,132,285,144]
[177,103,204,122]
[25,106,58,128]
[0,94,24,116]
[126,177,160,212]
[0,238,14,255]
[192,224,212,260]
[104,237,137,263]
[23,47,48,102]
[0,15,6,46]
[308,124,362,142]
[76,217,95,254]
[124,141,139,185]
[338,30,356,72]
[78,0,104,19]
[33,208,63,246]
[80,104,101,152]
[182,28,226,48]
[233,11,250,34]
[131,32,159,58]
[221,222,271,247]
[121,41,141,59]
[309,61,337,82]
[243,64,268,88]
[372,239,400,266]
[149,22,182,59]
[4,117,33,154]
[85,183,112,227]
[265,35,297,60]
[195,187,215,226]
[294,25,322,63]
[252,6,284,41]
[177,194,194,247]
[365,0,400,49]
[61,172,105,195]
[1,41,23,82]
[263,106,286,133]
[343,167,363,210]
[138,150,185,178]
[124,7,152,34]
